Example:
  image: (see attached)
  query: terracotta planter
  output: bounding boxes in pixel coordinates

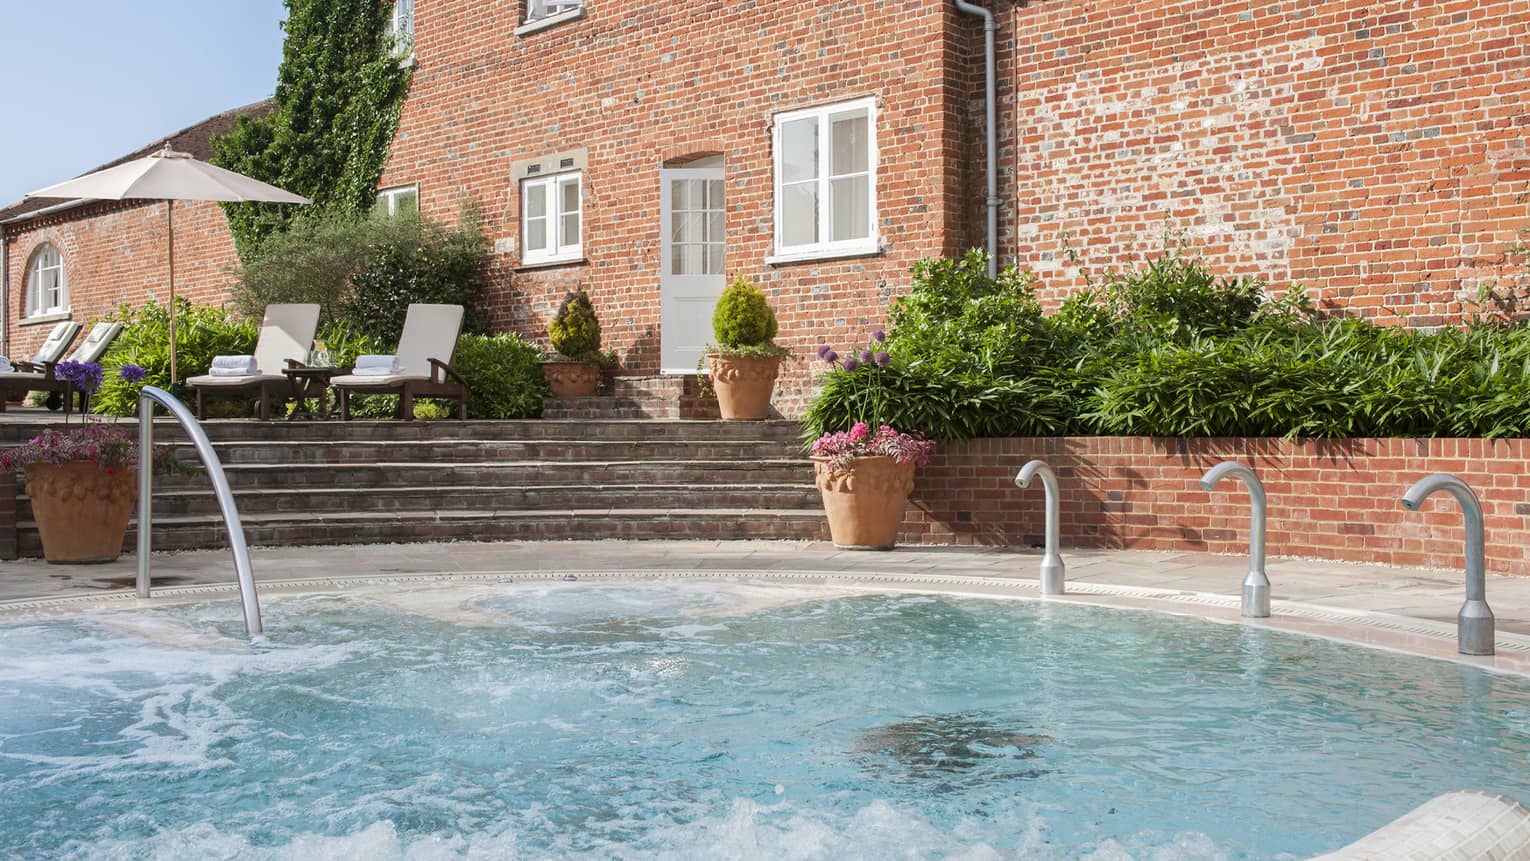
[813,455,916,550]
[23,461,138,564]
[707,353,782,421]
[541,361,601,397]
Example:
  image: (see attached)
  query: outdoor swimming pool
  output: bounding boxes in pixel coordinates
[2,580,1528,859]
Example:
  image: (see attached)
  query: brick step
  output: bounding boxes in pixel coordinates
[161,418,798,444]
[31,484,823,518]
[147,459,812,490]
[188,437,799,465]
[608,374,708,400]
[16,508,830,555]
[540,396,720,420]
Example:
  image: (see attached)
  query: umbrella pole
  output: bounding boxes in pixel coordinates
[167,200,176,385]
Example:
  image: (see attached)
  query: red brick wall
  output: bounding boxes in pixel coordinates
[3,200,240,360]
[382,0,982,416]
[907,436,1530,575]
[1008,0,1530,320]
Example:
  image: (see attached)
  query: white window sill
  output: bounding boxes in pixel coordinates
[765,241,882,267]
[516,256,587,271]
[20,311,72,326]
[396,52,417,69]
[515,7,585,36]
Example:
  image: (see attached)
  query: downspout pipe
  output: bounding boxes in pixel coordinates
[954,0,999,278]
[1,223,8,358]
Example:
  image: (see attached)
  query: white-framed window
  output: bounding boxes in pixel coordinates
[770,96,878,262]
[517,0,584,33]
[525,0,583,23]
[24,244,67,318]
[521,172,583,265]
[384,0,414,55]
[375,184,419,217]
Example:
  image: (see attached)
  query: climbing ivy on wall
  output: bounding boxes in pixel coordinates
[212,0,412,258]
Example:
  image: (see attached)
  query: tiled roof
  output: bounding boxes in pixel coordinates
[0,99,275,223]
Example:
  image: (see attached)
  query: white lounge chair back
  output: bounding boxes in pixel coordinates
[395,304,465,375]
[68,323,124,363]
[254,303,322,373]
[31,321,82,364]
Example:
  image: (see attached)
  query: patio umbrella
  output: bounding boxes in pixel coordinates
[26,145,310,383]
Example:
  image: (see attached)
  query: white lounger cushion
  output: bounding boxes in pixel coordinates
[69,322,123,363]
[188,303,320,388]
[211,355,260,376]
[332,304,464,389]
[31,321,81,364]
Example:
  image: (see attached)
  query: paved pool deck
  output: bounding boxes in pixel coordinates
[5,539,1530,674]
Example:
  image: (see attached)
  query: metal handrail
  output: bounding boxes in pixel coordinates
[1013,460,1065,594]
[1200,461,1271,618]
[1401,474,1494,656]
[136,386,262,635]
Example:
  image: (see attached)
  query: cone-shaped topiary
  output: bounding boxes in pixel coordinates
[549,289,601,360]
[712,277,778,348]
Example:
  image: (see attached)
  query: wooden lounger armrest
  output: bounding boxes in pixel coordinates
[428,358,468,386]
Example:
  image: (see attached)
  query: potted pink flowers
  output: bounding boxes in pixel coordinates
[0,363,181,563]
[810,421,936,550]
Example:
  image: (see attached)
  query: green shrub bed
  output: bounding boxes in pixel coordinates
[805,249,1530,441]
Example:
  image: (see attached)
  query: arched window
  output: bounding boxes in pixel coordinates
[25,244,67,318]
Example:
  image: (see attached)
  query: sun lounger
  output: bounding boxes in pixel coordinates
[186,303,322,420]
[330,303,468,420]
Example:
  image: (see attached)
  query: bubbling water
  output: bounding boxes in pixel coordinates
[2,581,1527,860]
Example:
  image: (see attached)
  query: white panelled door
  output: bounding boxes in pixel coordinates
[659,167,726,373]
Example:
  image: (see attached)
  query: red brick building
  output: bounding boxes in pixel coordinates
[6,1,1526,413]
[0,102,271,366]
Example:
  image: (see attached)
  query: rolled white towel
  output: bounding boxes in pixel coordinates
[210,355,259,376]
[353,354,403,376]
[0,356,12,374]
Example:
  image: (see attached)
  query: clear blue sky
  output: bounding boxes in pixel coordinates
[0,1,288,206]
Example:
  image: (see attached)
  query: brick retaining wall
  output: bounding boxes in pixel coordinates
[905,437,1530,576]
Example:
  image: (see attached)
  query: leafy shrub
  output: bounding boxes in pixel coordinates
[453,332,550,419]
[94,300,257,416]
[228,212,380,322]
[548,289,602,361]
[342,207,490,344]
[711,277,779,350]
[807,248,1530,442]
[887,249,1049,378]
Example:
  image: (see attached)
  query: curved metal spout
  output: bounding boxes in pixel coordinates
[138,386,262,636]
[1014,460,1064,594]
[1401,474,1494,656]
[1200,461,1270,618]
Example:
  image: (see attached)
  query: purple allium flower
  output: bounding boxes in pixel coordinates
[54,360,104,395]
[874,351,891,367]
[824,350,839,364]
[842,357,860,372]
[860,349,874,364]
[817,344,832,360]
[120,364,147,384]
[872,328,886,343]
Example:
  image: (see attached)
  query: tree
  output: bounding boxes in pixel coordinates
[213,0,412,257]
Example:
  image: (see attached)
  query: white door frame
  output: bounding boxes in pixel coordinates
[659,166,726,374]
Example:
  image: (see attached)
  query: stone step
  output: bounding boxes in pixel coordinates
[540,396,720,420]
[158,418,797,444]
[147,459,813,491]
[16,508,830,554]
[24,484,823,518]
[180,438,802,465]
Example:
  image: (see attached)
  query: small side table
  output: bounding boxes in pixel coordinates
[283,366,341,420]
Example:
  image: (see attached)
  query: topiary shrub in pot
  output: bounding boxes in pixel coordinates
[542,289,606,397]
[706,277,792,420]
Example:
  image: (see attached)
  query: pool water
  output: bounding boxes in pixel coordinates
[3,581,1530,860]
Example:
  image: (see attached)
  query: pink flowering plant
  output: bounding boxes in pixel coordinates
[0,365,186,476]
[811,421,937,472]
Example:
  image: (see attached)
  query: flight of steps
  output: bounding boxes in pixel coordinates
[541,375,724,420]
[9,419,828,556]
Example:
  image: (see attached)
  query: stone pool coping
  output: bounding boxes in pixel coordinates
[6,540,1530,675]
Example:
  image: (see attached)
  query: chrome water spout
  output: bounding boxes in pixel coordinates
[1014,460,1065,594]
[1401,474,1494,656]
[137,386,262,636]
[1199,461,1270,618]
